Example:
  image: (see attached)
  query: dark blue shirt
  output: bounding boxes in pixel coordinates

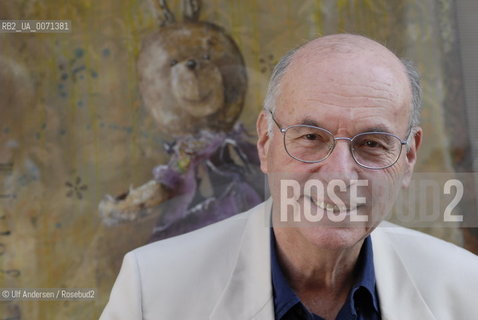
[271,230,381,320]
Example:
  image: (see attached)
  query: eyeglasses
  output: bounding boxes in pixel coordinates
[269,111,411,170]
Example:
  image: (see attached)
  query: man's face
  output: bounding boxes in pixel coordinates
[257,45,422,250]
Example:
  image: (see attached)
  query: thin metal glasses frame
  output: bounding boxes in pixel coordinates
[268,110,411,170]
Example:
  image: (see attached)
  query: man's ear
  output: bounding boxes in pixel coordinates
[402,127,422,187]
[256,111,271,174]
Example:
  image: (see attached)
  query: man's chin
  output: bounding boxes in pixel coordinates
[297,224,372,251]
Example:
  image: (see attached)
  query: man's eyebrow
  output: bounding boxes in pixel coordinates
[301,118,323,127]
[361,126,393,133]
[300,118,393,133]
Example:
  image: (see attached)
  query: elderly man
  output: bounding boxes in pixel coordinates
[100,34,478,320]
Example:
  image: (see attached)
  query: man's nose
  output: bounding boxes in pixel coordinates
[317,140,359,182]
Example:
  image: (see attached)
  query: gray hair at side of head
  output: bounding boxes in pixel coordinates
[263,44,423,138]
[263,46,299,136]
[400,58,422,130]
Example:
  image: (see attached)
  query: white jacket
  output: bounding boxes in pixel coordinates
[100,200,478,320]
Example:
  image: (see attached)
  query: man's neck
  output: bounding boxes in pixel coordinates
[273,226,365,318]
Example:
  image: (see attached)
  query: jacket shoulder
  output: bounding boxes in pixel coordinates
[376,222,478,273]
[125,202,266,319]
[136,212,247,270]
[374,222,478,318]
[376,222,478,268]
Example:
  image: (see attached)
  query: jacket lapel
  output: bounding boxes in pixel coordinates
[371,223,437,320]
[210,199,274,320]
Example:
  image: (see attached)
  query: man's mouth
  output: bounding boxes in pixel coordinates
[309,197,359,214]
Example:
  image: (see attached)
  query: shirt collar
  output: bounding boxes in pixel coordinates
[270,229,380,319]
[350,234,380,313]
[270,229,300,319]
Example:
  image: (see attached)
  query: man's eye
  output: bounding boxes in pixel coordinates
[305,134,318,140]
[363,140,386,149]
[170,59,178,66]
[366,140,379,147]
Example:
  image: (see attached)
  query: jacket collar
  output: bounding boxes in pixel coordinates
[371,222,437,320]
[210,199,274,320]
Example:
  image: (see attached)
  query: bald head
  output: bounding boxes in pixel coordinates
[291,34,400,63]
[264,34,421,134]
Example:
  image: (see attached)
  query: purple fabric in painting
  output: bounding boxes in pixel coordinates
[150,123,264,242]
